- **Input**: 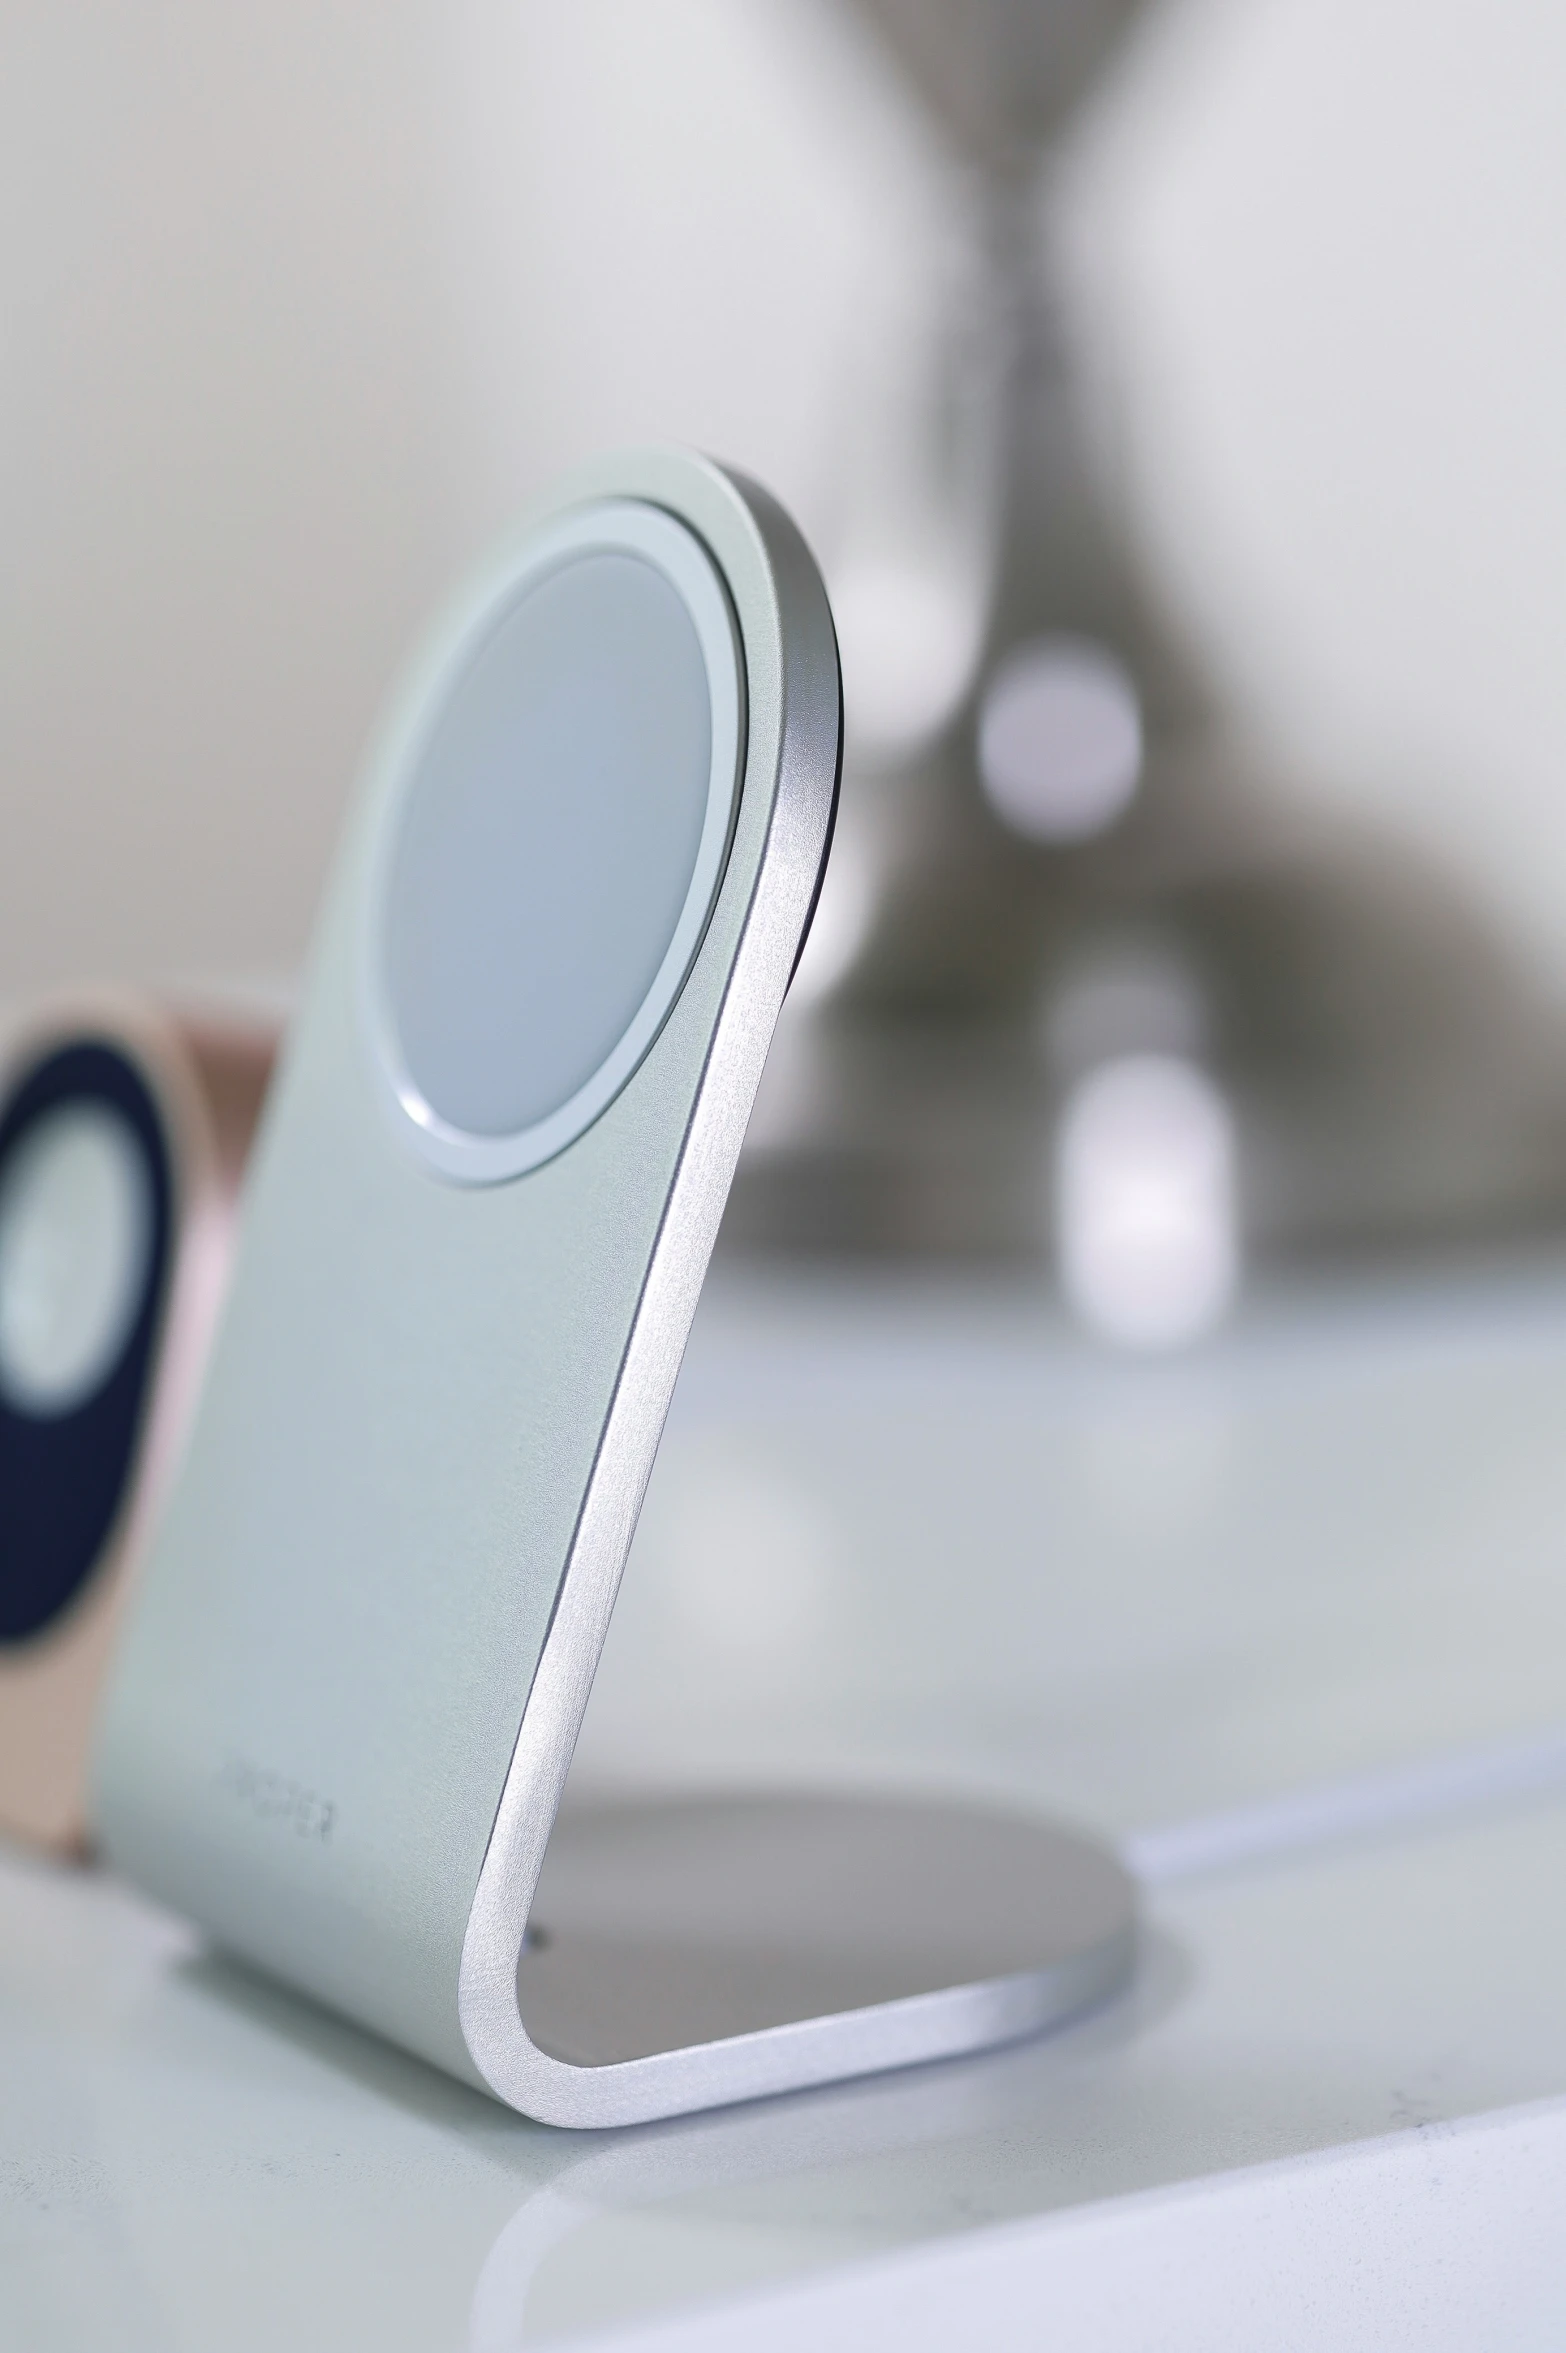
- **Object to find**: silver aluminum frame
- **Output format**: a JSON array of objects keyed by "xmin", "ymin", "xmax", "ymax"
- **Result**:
[{"xmin": 456, "ymin": 452, "xmax": 1134, "ymax": 2129}]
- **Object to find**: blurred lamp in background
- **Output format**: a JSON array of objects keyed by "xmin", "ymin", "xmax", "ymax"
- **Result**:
[
  {"xmin": 732, "ymin": 0, "xmax": 1566, "ymax": 1344},
  {"xmin": 1056, "ymin": 1054, "xmax": 1237, "ymax": 1347},
  {"xmin": 978, "ymin": 635, "xmax": 1143, "ymax": 843}
]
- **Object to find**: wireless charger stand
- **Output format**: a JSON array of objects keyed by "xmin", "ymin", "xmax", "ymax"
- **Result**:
[
  {"xmin": 434, "ymin": 465, "xmax": 1138, "ymax": 2129},
  {"xmin": 97, "ymin": 448, "xmax": 1136, "ymax": 2134}
]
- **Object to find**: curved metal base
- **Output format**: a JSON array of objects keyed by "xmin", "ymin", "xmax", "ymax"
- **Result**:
[{"xmin": 508, "ymin": 1793, "xmax": 1135, "ymax": 2127}]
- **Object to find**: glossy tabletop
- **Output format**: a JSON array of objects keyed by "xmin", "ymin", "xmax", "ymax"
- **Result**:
[{"xmin": 6, "ymin": 1254, "xmax": 1566, "ymax": 2347}]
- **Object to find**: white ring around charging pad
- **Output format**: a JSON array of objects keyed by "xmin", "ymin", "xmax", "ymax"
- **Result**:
[{"xmin": 369, "ymin": 500, "xmax": 743, "ymax": 1185}]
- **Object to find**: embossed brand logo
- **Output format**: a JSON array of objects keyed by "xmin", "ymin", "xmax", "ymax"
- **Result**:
[{"xmin": 219, "ymin": 1755, "xmax": 336, "ymax": 1843}]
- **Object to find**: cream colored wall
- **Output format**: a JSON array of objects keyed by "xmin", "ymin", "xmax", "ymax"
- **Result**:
[
  {"xmin": 2, "ymin": 0, "xmax": 1563, "ymax": 1005},
  {"xmin": 0, "ymin": 6, "xmax": 449, "ymax": 998},
  {"xmin": 0, "ymin": 0, "xmax": 933, "ymax": 1004}
]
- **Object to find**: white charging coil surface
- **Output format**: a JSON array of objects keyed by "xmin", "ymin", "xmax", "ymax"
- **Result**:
[{"xmin": 369, "ymin": 500, "xmax": 743, "ymax": 1185}]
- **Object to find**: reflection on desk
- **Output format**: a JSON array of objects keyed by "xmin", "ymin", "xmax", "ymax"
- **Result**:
[{"xmin": 6, "ymin": 1257, "xmax": 1566, "ymax": 2347}]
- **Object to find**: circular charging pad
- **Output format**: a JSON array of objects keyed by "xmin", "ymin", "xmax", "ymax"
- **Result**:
[
  {"xmin": 373, "ymin": 500, "xmax": 743, "ymax": 1183},
  {"xmin": 0, "ymin": 1042, "xmax": 173, "ymax": 1643}
]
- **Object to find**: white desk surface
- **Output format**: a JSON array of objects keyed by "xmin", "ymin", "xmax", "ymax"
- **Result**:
[{"xmin": 6, "ymin": 1256, "xmax": 1566, "ymax": 2348}]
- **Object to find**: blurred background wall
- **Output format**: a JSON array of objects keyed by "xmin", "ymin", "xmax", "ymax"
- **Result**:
[
  {"xmin": 0, "ymin": 0, "xmax": 924, "ymax": 995},
  {"xmin": 2, "ymin": 0, "xmax": 1562, "ymax": 999},
  {"xmin": 2, "ymin": 0, "xmax": 1564, "ymax": 1315}
]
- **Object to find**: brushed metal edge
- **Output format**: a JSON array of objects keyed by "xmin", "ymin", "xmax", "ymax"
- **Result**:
[
  {"xmin": 455, "ymin": 455, "xmax": 1140, "ymax": 2129},
  {"xmin": 497, "ymin": 1928, "xmax": 1136, "ymax": 2134},
  {"xmin": 456, "ymin": 447, "xmax": 848, "ymax": 2122}
]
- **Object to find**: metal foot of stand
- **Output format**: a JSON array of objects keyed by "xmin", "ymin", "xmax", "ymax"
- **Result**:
[{"xmin": 513, "ymin": 1793, "xmax": 1136, "ymax": 2122}]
